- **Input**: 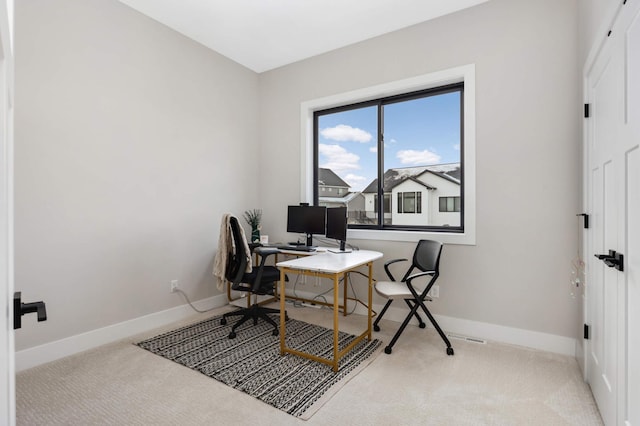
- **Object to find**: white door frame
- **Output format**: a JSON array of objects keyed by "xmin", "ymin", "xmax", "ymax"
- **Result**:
[{"xmin": 0, "ymin": 0, "xmax": 14, "ymax": 424}]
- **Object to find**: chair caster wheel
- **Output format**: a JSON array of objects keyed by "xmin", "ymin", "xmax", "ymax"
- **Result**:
[
  {"xmin": 419, "ymin": 323, "xmax": 426, "ymax": 329},
  {"xmin": 374, "ymin": 325, "xmax": 380, "ymax": 332},
  {"xmin": 384, "ymin": 346, "xmax": 392, "ymax": 354},
  {"xmin": 272, "ymin": 329, "xmax": 278, "ymax": 336},
  {"xmin": 228, "ymin": 332, "xmax": 236, "ymax": 339},
  {"xmin": 446, "ymin": 347, "xmax": 454, "ymax": 356},
  {"xmin": 220, "ymin": 318, "xmax": 227, "ymax": 325}
]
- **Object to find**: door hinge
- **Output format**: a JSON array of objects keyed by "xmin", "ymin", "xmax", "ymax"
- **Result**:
[
  {"xmin": 584, "ymin": 324, "xmax": 590, "ymax": 340},
  {"xmin": 584, "ymin": 103, "xmax": 590, "ymax": 118},
  {"xmin": 577, "ymin": 213, "xmax": 589, "ymax": 229}
]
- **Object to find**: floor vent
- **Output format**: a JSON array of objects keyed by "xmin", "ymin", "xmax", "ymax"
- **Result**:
[{"xmin": 446, "ymin": 333, "xmax": 487, "ymax": 344}]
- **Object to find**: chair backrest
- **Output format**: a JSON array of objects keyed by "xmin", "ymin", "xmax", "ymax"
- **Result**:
[
  {"xmin": 225, "ymin": 216, "xmax": 248, "ymax": 285},
  {"xmin": 401, "ymin": 239, "xmax": 443, "ymax": 281}
]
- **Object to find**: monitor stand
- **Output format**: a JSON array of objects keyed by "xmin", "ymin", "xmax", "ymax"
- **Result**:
[{"xmin": 329, "ymin": 240, "xmax": 352, "ymax": 253}]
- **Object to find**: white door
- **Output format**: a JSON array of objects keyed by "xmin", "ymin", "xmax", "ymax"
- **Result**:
[
  {"xmin": 0, "ymin": 1, "xmax": 14, "ymax": 424},
  {"xmin": 585, "ymin": 1, "xmax": 640, "ymax": 425}
]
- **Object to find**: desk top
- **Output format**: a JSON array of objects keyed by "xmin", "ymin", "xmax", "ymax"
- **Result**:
[{"xmin": 276, "ymin": 250, "xmax": 382, "ymax": 274}]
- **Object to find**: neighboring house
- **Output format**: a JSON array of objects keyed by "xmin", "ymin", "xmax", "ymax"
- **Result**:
[
  {"xmin": 317, "ymin": 168, "xmax": 365, "ymax": 222},
  {"xmin": 360, "ymin": 163, "xmax": 461, "ymax": 226}
]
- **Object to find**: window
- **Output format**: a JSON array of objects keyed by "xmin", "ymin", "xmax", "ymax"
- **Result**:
[
  {"xmin": 301, "ymin": 65, "xmax": 476, "ymax": 245},
  {"xmin": 439, "ymin": 196, "xmax": 461, "ymax": 212},
  {"xmin": 398, "ymin": 192, "xmax": 422, "ymax": 214},
  {"xmin": 314, "ymin": 83, "xmax": 463, "ymax": 232},
  {"xmin": 374, "ymin": 193, "xmax": 391, "ymax": 214}
]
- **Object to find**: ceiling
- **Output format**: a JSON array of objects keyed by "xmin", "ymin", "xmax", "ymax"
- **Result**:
[{"xmin": 118, "ymin": 0, "xmax": 489, "ymax": 73}]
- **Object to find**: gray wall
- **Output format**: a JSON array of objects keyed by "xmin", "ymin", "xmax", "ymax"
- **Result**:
[
  {"xmin": 578, "ymin": 0, "xmax": 616, "ymax": 67},
  {"xmin": 258, "ymin": 0, "xmax": 581, "ymax": 338},
  {"xmin": 14, "ymin": 0, "xmax": 259, "ymax": 350},
  {"xmin": 15, "ymin": 0, "xmax": 584, "ymax": 351}
]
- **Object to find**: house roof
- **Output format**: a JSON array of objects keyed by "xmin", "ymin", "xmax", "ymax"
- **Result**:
[
  {"xmin": 319, "ymin": 192, "xmax": 362, "ymax": 204},
  {"xmin": 362, "ymin": 163, "xmax": 460, "ymax": 193},
  {"xmin": 319, "ymin": 168, "xmax": 351, "ymax": 188}
]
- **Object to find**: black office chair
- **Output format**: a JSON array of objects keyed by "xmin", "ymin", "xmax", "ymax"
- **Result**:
[
  {"xmin": 373, "ymin": 239, "xmax": 453, "ymax": 355},
  {"xmin": 220, "ymin": 216, "xmax": 286, "ymax": 339}
]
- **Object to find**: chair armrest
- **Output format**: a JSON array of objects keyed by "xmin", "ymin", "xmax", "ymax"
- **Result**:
[
  {"xmin": 405, "ymin": 270, "xmax": 436, "ymax": 284},
  {"xmin": 383, "ymin": 258, "xmax": 407, "ymax": 281},
  {"xmin": 251, "ymin": 247, "xmax": 280, "ymax": 292},
  {"xmin": 405, "ymin": 270, "xmax": 438, "ymax": 298},
  {"xmin": 254, "ymin": 247, "xmax": 279, "ymax": 257}
]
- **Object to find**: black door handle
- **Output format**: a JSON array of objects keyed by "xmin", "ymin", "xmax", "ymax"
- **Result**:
[
  {"xmin": 13, "ymin": 292, "xmax": 48, "ymax": 330},
  {"xmin": 594, "ymin": 250, "xmax": 624, "ymax": 272}
]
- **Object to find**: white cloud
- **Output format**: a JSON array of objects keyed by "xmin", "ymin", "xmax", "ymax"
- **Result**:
[
  {"xmin": 344, "ymin": 173, "xmax": 369, "ymax": 191},
  {"xmin": 369, "ymin": 146, "xmax": 377, "ymax": 153},
  {"xmin": 320, "ymin": 124, "xmax": 372, "ymax": 143},
  {"xmin": 319, "ymin": 144, "xmax": 360, "ymax": 173},
  {"xmin": 453, "ymin": 143, "xmax": 460, "ymax": 151},
  {"xmin": 397, "ymin": 149, "xmax": 441, "ymax": 165}
]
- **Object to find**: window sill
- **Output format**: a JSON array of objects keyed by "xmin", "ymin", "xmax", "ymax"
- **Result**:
[{"xmin": 348, "ymin": 228, "xmax": 476, "ymax": 245}]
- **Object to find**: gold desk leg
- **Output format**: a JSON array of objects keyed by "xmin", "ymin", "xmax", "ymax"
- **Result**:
[
  {"xmin": 343, "ymin": 272, "xmax": 348, "ymax": 316},
  {"xmin": 279, "ymin": 267, "xmax": 287, "ymax": 354},
  {"xmin": 333, "ymin": 273, "xmax": 340, "ymax": 372}
]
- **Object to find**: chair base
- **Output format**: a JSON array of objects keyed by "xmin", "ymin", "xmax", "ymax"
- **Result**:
[
  {"xmin": 221, "ymin": 304, "xmax": 288, "ymax": 339},
  {"xmin": 374, "ymin": 299, "xmax": 454, "ymax": 356}
]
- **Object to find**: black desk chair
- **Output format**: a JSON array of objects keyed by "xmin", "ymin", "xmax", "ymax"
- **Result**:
[
  {"xmin": 220, "ymin": 216, "xmax": 285, "ymax": 339},
  {"xmin": 373, "ymin": 239, "xmax": 453, "ymax": 355}
]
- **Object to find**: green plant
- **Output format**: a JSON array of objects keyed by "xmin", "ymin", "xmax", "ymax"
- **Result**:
[{"xmin": 243, "ymin": 209, "xmax": 262, "ymax": 229}]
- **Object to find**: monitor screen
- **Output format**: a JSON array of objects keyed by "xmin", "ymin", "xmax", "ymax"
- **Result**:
[
  {"xmin": 287, "ymin": 205, "xmax": 326, "ymax": 244},
  {"xmin": 326, "ymin": 207, "xmax": 350, "ymax": 252}
]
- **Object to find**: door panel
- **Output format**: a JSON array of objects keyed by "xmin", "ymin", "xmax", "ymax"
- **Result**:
[
  {"xmin": 626, "ymin": 147, "xmax": 639, "ymax": 425},
  {"xmin": 585, "ymin": 2, "xmax": 640, "ymax": 424},
  {"xmin": 622, "ymin": 6, "xmax": 640, "ymax": 426},
  {"xmin": 587, "ymin": 38, "xmax": 620, "ymax": 425},
  {"xmin": 0, "ymin": 2, "xmax": 13, "ymax": 423},
  {"xmin": 622, "ymin": 4, "xmax": 640, "ymax": 425}
]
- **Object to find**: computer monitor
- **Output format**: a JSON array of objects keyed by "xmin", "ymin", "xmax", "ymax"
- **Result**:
[
  {"xmin": 326, "ymin": 207, "xmax": 351, "ymax": 253},
  {"xmin": 286, "ymin": 205, "xmax": 326, "ymax": 246}
]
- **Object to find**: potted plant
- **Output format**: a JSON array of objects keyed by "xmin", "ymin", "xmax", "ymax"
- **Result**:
[{"xmin": 243, "ymin": 209, "xmax": 262, "ymax": 243}]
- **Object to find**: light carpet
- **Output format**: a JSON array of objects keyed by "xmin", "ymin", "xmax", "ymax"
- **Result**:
[
  {"xmin": 16, "ymin": 304, "xmax": 603, "ymax": 425},
  {"xmin": 136, "ymin": 313, "xmax": 382, "ymax": 419}
]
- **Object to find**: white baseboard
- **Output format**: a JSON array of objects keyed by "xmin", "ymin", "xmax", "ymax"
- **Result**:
[
  {"xmin": 290, "ymin": 289, "xmax": 578, "ymax": 357},
  {"xmin": 16, "ymin": 291, "xmax": 578, "ymax": 372},
  {"xmin": 15, "ymin": 294, "xmax": 228, "ymax": 372}
]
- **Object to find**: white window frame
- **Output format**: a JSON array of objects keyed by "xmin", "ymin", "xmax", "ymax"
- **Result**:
[{"xmin": 300, "ymin": 64, "xmax": 476, "ymax": 245}]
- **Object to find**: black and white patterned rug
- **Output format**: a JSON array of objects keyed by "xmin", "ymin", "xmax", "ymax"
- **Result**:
[{"xmin": 136, "ymin": 313, "xmax": 382, "ymax": 419}]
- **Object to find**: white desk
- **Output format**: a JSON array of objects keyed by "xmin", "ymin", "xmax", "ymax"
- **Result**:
[
  {"xmin": 274, "ymin": 247, "xmax": 354, "ymax": 315},
  {"xmin": 277, "ymin": 250, "xmax": 383, "ymax": 371}
]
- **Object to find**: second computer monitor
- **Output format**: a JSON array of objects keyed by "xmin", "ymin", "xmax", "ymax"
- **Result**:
[
  {"xmin": 326, "ymin": 207, "xmax": 350, "ymax": 253},
  {"xmin": 286, "ymin": 205, "xmax": 326, "ymax": 246}
]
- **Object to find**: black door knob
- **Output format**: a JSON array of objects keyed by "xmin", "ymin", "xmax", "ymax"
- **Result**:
[
  {"xmin": 13, "ymin": 292, "xmax": 48, "ymax": 330},
  {"xmin": 594, "ymin": 250, "xmax": 624, "ymax": 272}
]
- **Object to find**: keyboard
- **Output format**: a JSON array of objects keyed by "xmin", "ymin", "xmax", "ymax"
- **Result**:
[{"xmin": 276, "ymin": 244, "xmax": 316, "ymax": 252}]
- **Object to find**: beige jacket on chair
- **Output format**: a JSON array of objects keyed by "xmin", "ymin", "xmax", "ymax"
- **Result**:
[{"xmin": 212, "ymin": 213, "xmax": 253, "ymax": 291}]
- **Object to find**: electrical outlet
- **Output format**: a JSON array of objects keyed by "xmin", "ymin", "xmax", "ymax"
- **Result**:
[
  {"xmin": 170, "ymin": 279, "xmax": 178, "ymax": 292},
  {"xmin": 428, "ymin": 285, "xmax": 439, "ymax": 298}
]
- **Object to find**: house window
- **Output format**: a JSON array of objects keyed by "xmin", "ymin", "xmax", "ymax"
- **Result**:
[
  {"xmin": 313, "ymin": 82, "xmax": 463, "ymax": 232},
  {"xmin": 374, "ymin": 193, "xmax": 391, "ymax": 214},
  {"xmin": 302, "ymin": 65, "xmax": 476, "ymax": 244},
  {"xmin": 439, "ymin": 196, "xmax": 460, "ymax": 212},
  {"xmin": 398, "ymin": 192, "xmax": 422, "ymax": 214}
]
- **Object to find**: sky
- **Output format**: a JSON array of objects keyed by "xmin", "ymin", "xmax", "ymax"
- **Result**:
[{"xmin": 317, "ymin": 91, "xmax": 461, "ymax": 192}]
